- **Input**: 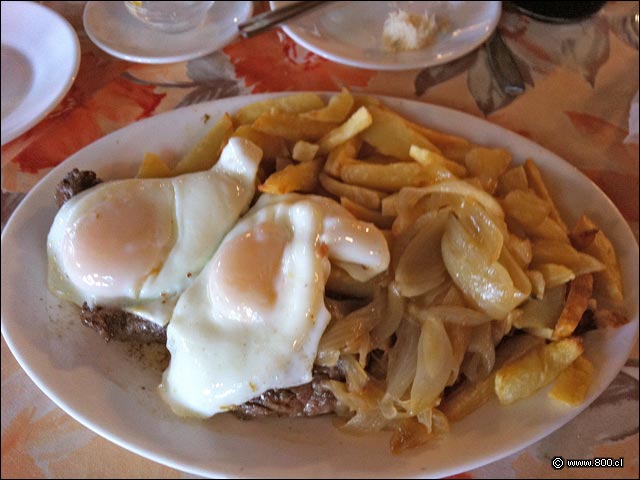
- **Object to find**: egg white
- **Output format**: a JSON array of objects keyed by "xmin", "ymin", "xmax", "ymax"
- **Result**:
[
  {"xmin": 47, "ymin": 137, "xmax": 263, "ymax": 326},
  {"xmin": 161, "ymin": 194, "xmax": 390, "ymax": 417}
]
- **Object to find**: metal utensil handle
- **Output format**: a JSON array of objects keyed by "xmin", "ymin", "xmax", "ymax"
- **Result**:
[{"xmin": 238, "ymin": 1, "xmax": 326, "ymax": 38}]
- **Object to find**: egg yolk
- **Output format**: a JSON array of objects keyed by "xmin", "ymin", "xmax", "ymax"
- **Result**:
[
  {"xmin": 209, "ymin": 222, "xmax": 289, "ymax": 319},
  {"xmin": 63, "ymin": 191, "xmax": 173, "ymax": 296}
]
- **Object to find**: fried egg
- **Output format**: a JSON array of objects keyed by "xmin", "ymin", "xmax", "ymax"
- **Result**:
[
  {"xmin": 160, "ymin": 194, "xmax": 390, "ymax": 418},
  {"xmin": 47, "ymin": 137, "xmax": 263, "ymax": 326}
]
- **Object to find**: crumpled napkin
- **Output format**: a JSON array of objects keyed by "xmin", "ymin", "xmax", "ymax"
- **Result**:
[{"xmin": 624, "ymin": 90, "xmax": 638, "ymax": 144}]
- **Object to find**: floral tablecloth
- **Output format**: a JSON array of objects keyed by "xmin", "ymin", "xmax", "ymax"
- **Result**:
[{"xmin": 2, "ymin": 1, "xmax": 638, "ymax": 478}]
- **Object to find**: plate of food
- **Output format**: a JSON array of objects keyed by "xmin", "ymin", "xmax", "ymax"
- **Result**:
[
  {"xmin": 269, "ymin": 1, "xmax": 501, "ymax": 70},
  {"xmin": 1, "ymin": 90, "xmax": 637, "ymax": 478},
  {"xmin": 1, "ymin": 1, "xmax": 80, "ymax": 145}
]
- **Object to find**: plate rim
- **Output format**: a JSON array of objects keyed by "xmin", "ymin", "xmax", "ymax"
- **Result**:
[
  {"xmin": 1, "ymin": 92, "xmax": 638, "ymax": 478},
  {"xmin": 0, "ymin": 0, "xmax": 80, "ymax": 145},
  {"xmin": 82, "ymin": 0, "xmax": 253, "ymax": 64},
  {"xmin": 270, "ymin": 0, "xmax": 502, "ymax": 71}
]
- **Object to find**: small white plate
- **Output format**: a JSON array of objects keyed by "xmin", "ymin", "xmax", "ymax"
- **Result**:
[
  {"xmin": 83, "ymin": 1, "xmax": 253, "ymax": 64},
  {"xmin": 1, "ymin": 1, "xmax": 80, "ymax": 145},
  {"xmin": 270, "ymin": 1, "xmax": 501, "ymax": 71},
  {"xmin": 1, "ymin": 93, "xmax": 638, "ymax": 478}
]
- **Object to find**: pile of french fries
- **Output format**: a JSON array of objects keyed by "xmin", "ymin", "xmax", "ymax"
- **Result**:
[{"xmin": 136, "ymin": 89, "xmax": 629, "ymax": 453}]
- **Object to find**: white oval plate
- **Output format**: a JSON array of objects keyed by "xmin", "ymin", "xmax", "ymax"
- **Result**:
[
  {"xmin": 270, "ymin": 1, "xmax": 501, "ymax": 71},
  {"xmin": 1, "ymin": 93, "xmax": 638, "ymax": 478},
  {"xmin": 83, "ymin": 1, "xmax": 253, "ymax": 64},
  {"xmin": 1, "ymin": 1, "xmax": 80, "ymax": 145}
]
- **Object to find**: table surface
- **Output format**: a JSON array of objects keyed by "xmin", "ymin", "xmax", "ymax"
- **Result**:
[{"xmin": 1, "ymin": 1, "xmax": 638, "ymax": 478}]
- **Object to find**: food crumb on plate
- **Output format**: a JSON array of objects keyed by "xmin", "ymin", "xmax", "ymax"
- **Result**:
[{"xmin": 382, "ymin": 9, "xmax": 449, "ymax": 52}]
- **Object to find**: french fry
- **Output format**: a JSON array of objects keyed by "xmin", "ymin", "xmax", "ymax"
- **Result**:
[
  {"xmin": 495, "ymin": 337, "xmax": 584, "ymax": 405},
  {"xmin": 323, "ymin": 137, "xmax": 360, "ymax": 177},
  {"xmin": 409, "ymin": 145, "xmax": 460, "ymax": 182},
  {"xmin": 292, "ymin": 140, "xmax": 320, "ymax": 162},
  {"xmin": 524, "ymin": 159, "xmax": 568, "ymax": 233},
  {"xmin": 259, "ymin": 158, "xmax": 323, "ymax": 194},
  {"xmin": 537, "ymin": 263, "xmax": 575, "ymax": 288},
  {"xmin": 531, "ymin": 240, "xmax": 604, "ymax": 276},
  {"xmin": 440, "ymin": 375, "xmax": 495, "ymax": 422},
  {"xmin": 526, "ymin": 216, "xmax": 570, "ymax": 242},
  {"xmin": 593, "ymin": 309, "xmax": 630, "ymax": 329},
  {"xmin": 319, "ymin": 106, "xmax": 373, "ymax": 154},
  {"xmin": 465, "ymin": 147, "xmax": 511, "ymax": 173},
  {"xmin": 136, "ymin": 152, "xmax": 172, "ymax": 178},
  {"xmin": 549, "ymin": 355, "xmax": 593, "ymax": 406},
  {"xmin": 498, "ymin": 165, "xmax": 529, "ymax": 195},
  {"xmin": 340, "ymin": 160, "xmax": 434, "ymax": 192},
  {"xmin": 381, "ymin": 193, "xmax": 399, "ymax": 217},
  {"xmin": 360, "ymin": 154, "xmax": 400, "ymax": 165},
  {"xmin": 351, "ymin": 94, "xmax": 382, "ymax": 109},
  {"xmin": 526, "ymin": 269, "xmax": 545, "ymax": 299},
  {"xmin": 301, "ymin": 87, "xmax": 354, "ymax": 123},
  {"xmin": 505, "ymin": 233, "xmax": 532, "ymax": 268},
  {"xmin": 253, "ymin": 111, "xmax": 337, "ymax": 142},
  {"xmin": 464, "ymin": 147, "xmax": 511, "ymax": 193},
  {"xmin": 502, "ymin": 189, "xmax": 550, "ymax": 229},
  {"xmin": 232, "ymin": 124, "xmax": 288, "ymax": 159},
  {"xmin": 570, "ymin": 215, "xmax": 624, "ymax": 305},
  {"xmin": 552, "ymin": 274, "xmax": 593, "ymax": 339},
  {"xmin": 360, "ymin": 105, "xmax": 439, "ymax": 160},
  {"xmin": 569, "ymin": 224, "xmax": 598, "ymax": 250},
  {"xmin": 340, "ymin": 197, "xmax": 394, "ymax": 229},
  {"xmin": 499, "ymin": 246, "xmax": 533, "ymax": 299},
  {"xmin": 319, "ymin": 172, "xmax": 386, "ymax": 210},
  {"xmin": 233, "ymin": 92, "xmax": 325, "ymax": 125},
  {"xmin": 441, "ymin": 334, "xmax": 544, "ymax": 421},
  {"xmin": 173, "ymin": 114, "xmax": 234, "ymax": 175},
  {"xmin": 405, "ymin": 120, "xmax": 472, "ymax": 162}
]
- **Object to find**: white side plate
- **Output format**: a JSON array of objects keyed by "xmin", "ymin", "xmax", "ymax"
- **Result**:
[
  {"xmin": 1, "ymin": 1, "xmax": 80, "ymax": 145},
  {"xmin": 270, "ymin": 1, "xmax": 501, "ymax": 70},
  {"xmin": 83, "ymin": 1, "xmax": 253, "ymax": 64}
]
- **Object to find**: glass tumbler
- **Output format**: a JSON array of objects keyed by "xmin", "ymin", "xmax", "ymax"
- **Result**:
[{"xmin": 124, "ymin": 1, "xmax": 215, "ymax": 34}]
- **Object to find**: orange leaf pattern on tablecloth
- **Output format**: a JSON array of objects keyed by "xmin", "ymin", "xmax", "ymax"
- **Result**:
[
  {"xmin": 565, "ymin": 110, "xmax": 639, "ymax": 165},
  {"xmin": 1, "ymin": 408, "xmax": 45, "ymax": 478},
  {"xmin": 224, "ymin": 30, "xmax": 374, "ymax": 93},
  {"xmin": 583, "ymin": 169, "xmax": 639, "ymax": 221},
  {"xmin": 1, "ymin": 404, "xmax": 95, "ymax": 478},
  {"xmin": 1, "ymin": 78, "xmax": 165, "ymax": 191},
  {"xmin": 564, "ymin": 111, "xmax": 638, "ymax": 220}
]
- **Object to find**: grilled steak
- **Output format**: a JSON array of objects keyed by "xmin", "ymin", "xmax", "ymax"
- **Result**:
[
  {"xmin": 55, "ymin": 168, "xmax": 102, "ymax": 207},
  {"xmin": 233, "ymin": 365, "xmax": 343, "ymax": 418},
  {"xmin": 81, "ymin": 303, "xmax": 167, "ymax": 344}
]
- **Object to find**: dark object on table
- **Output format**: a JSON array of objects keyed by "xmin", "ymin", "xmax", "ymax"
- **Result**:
[{"xmin": 506, "ymin": 1, "xmax": 607, "ymax": 23}]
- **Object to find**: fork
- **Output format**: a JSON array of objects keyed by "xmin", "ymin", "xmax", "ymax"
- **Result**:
[{"xmin": 238, "ymin": 1, "xmax": 327, "ymax": 38}]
